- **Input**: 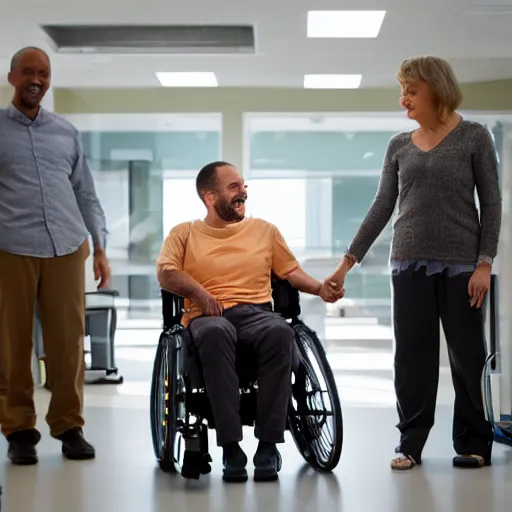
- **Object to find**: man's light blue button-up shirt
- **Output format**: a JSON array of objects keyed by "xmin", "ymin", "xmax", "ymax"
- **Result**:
[{"xmin": 0, "ymin": 103, "xmax": 107, "ymax": 258}]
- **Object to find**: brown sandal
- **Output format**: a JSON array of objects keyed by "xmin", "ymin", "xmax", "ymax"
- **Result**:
[{"xmin": 390, "ymin": 454, "xmax": 417, "ymax": 471}]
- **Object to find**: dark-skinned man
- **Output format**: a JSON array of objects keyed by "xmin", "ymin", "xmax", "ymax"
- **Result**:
[{"xmin": 0, "ymin": 46, "xmax": 110, "ymax": 464}]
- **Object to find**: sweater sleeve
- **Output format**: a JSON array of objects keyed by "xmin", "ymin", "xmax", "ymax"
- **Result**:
[
  {"xmin": 347, "ymin": 134, "xmax": 401, "ymax": 262},
  {"xmin": 472, "ymin": 125, "xmax": 502, "ymax": 261}
]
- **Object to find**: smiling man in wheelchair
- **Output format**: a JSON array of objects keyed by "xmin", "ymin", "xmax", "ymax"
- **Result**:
[{"xmin": 156, "ymin": 161, "xmax": 343, "ymax": 483}]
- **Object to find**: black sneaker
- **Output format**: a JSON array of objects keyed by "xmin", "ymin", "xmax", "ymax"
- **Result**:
[
  {"xmin": 55, "ymin": 428, "xmax": 95, "ymax": 460},
  {"xmin": 7, "ymin": 428, "xmax": 41, "ymax": 465},
  {"xmin": 222, "ymin": 442, "xmax": 248, "ymax": 483},
  {"xmin": 253, "ymin": 442, "xmax": 282, "ymax": 482}
]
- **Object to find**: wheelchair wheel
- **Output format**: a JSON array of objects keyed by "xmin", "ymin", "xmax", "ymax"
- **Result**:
[
  {"xmin": 150, "ymin": 327, "xmax": 186, "ymax": 473},
  {"xmin": 288, "ymin": 322, "xmax": 343, "ymax": 472}
]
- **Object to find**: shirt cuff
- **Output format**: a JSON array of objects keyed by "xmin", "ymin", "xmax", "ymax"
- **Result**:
[{"xmin": 91, "ymin": 231, "xmax": 107, "ymax": 251}]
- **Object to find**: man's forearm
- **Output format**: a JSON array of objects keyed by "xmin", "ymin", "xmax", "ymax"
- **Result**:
[
  {"xmin": 157, "ymin": 268, "xmax": 207, "ymax": 303},
  {"xmin": 76, "ymin": 190, "xmax": 108, "ymax": 252},
  {"xmin": 285, "ymin": 267, "xmax": 322, "ymax": 295}
]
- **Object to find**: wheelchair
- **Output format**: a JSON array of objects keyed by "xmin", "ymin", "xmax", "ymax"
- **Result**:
[{"xmin": 150, "ymin": 276, "xmax": 343, "ymax": 479}]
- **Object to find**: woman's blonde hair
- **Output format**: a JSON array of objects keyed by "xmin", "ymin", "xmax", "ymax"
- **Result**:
[{"xmin": 397, "ymin": 56, "xmax": 463, "ymax": 121}]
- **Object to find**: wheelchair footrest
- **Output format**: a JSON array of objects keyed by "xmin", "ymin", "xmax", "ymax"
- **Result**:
[
  {"xmin": 181, "ymin": 450, "xmax": 212, "ymax": 479},
  {"xmin": 180, "ymin": 423, "xmax": 212, "ymax": 479}
]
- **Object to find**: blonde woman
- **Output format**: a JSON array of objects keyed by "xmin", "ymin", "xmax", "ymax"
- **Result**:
[{"xmin": 328, "ymin": 56, "xmax": 501, "ymax": 470}]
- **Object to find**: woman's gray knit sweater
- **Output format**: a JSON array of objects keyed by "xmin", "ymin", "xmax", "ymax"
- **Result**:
[{"xmin": 348, "ymin": 120, "xmax": 502, "ymax": 264}]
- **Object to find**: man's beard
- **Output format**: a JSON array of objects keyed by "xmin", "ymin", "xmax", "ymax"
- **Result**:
[{"xmin": 214, "ymin": 195, "xmax": 246, "ymax": 222}]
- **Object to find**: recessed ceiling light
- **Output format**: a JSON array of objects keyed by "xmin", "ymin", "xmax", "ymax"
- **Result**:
[
  {"xmin": 307, "ymin": 10, "xmax": 386, "ymax": 38},
  {"xmin": 304, "ymin": 74, "xmax": 362, "ymax": 89},
  {"xmin": 155, "ymin": 72, "xmax": 218, "ymax": 87}
]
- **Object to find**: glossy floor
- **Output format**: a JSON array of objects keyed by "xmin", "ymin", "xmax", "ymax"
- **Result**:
[{"xmin": 1, "ymin": 340, "xmax": 511, "ymax": 512}]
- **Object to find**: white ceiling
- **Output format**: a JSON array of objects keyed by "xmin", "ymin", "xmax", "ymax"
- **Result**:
[{"xmin": 0, "ymin": 0, "xmax": 512, "ymax": 89}]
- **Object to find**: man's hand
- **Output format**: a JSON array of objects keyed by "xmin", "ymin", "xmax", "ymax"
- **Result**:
[
  {"xmin": 93, "ymin": 250, "xmax": 111, "ymax": 289},
  {"xmin": 319, "ymin": 280, "xmax": 344, "ymax": 303},
  {"xmin": 469, "ymin": 264, "xmax": 491, "ymax": 309},
  {"xmin": 193, "ymin": 289, "xmax": 223, "ymax": 316}
]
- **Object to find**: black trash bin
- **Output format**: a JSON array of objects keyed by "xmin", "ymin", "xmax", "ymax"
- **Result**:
[
  {"xmin": 37, "ymin": 289, "xmax": 124, "ymax": 389},
  {"xmin": 84, "ymin": 289, "xmax": 124, "ymax": 385}
]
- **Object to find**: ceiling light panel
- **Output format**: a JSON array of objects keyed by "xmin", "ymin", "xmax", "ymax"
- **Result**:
[
  {"xmin": 307, "ymin": 10, "xmax": 386, "ymax": 38},
  {"xmin": 155, "ymin": 72, "xmax": 218, "ymax": 87},
  {"xmin": 304, "ymin": 74, "xmax": 363, "ymax": 89}
]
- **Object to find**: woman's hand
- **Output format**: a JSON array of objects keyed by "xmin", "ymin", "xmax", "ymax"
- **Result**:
[
  {"xmin": 324, "ymin": 272, "xmax": 346, "ymax": 293},
  {"xmin": 325, "ymin": 254, "xmax": 356, "ymax": 291},
  {"xmin": 468, "ymin": 264, "xmax": 491, "ymax": 308}
]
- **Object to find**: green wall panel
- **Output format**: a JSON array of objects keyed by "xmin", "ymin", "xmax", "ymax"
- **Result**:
[
  {"xmin": 81, "ymin": 131, "xmax": 220, "ymax": 171},
  {"xmin": 250, "ymin": 131, "xmax": 397, "ymax": 171}
]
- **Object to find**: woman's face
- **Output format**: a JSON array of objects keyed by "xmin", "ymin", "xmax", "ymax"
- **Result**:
[{"xmin": 399, "ymin": 79, "xmax": 436, "ymax": 121}]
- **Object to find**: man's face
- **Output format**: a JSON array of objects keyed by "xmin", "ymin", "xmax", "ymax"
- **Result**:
[
  {"xmin": 8, "ymin": 49, "xmax": 51, "ymax": 110},
  {"xmin": 211, "ymin": 165, "xmax": 248, "ymax": 223}
]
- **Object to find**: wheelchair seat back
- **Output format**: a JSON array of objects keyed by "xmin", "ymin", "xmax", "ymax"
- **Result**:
[{"xmin": 271, "ymin": 275, "xmax": 301, "ymax": 321}]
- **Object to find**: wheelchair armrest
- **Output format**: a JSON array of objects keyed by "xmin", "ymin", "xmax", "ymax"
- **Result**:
[
  {"xmin": 271, "ymin": 275, "xmax": 301, "ymax": 321},
  {"xmin": 161, "ymin": 289, "xmax": 185, "ymax": 330}
]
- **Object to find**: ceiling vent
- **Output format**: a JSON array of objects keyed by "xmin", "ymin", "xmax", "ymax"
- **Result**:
[{"xmin": 41, "ymin": 25, "xmax": 255, "ymax": 54}]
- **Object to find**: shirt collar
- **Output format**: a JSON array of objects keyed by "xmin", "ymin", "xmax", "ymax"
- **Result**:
[{"xmin": 8, "ymin": 102, "xmax": 45, "ymax": 126}]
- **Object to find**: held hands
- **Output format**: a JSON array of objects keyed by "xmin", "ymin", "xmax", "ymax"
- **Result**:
[
  {"xmin": 319, "ymin": 261, "xmax": 350, "ymax": 303},
  {"xmin": 324, "ymin": 254, "xmax": 354, "ymax": 296},
  {"xmin": 319, "ymin": 279, "xmax": 345, "ymax": 303},
  {"xmin": 468, "ymin": 264, "xmax": 491, "ymax": 309}
]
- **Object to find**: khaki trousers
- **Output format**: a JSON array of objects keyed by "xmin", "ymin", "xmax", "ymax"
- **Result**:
[{"xmin": 0, "ymin": 242, "xmax": 88, "ymax": 437}]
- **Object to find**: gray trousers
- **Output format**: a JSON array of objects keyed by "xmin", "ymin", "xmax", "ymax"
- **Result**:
[{"xmin": 189, "ymin": 304, "xmax": 294, "ymax": 446}]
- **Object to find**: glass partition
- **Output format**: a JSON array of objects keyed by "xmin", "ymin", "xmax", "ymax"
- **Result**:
[
  {"xmin": 64, "ymin": 113, "xmax": 222, "ymax": 320},
  {"xmin": 244, "ymin": 113, "xmax": 417, "ymax": 321}
]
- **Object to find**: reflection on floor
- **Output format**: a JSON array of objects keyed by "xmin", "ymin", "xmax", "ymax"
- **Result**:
[{"xmin": 1, "ymin": 338, "xmax": 512, "ymax": 512}]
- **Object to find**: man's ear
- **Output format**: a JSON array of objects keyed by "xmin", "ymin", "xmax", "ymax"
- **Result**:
[
  {"xmin": 7, "ymin": 71, "xmax": 14, "ymax": 87},
  {"xmin": 204, "ymin": 190, "xmax": 216, "ymax": 207}
]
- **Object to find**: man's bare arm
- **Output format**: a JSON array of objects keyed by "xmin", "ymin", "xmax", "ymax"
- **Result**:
[
  {"xmin": 157, "ymin": 268, "xmax": 208, "ymax": 304},
  {"xmin": 285, "ymin": 267, "xmax": 322, "ymax": 295}
]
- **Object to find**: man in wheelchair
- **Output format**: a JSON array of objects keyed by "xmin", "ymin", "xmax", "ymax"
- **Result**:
[{"xmin": 156, "ymin": 161, "xmax": 342, "ymax": 482}]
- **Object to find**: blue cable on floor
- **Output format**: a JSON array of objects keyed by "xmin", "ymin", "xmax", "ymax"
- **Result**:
[{"xmin": 495, "ymin": 414, "xmax": 512, "ymax": 446}]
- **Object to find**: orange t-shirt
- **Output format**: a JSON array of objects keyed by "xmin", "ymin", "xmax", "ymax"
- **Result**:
[{"xmin": 156, "ymin": 217, "xmax": 299, "ymax": 325}]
